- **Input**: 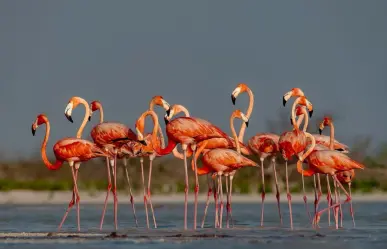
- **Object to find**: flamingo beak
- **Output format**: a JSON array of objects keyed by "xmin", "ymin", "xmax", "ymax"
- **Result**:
[
  {"xmin": 65, "ymin": 113, "xmax": 73, "ymax": 123},
  {"xmin": 290, "ymin": 117, "xmax": 293, "ymax": 125},
  {"xmin": 309, "ymin": 109, "xmax": 313, "ymax": 118},
  {"xmin": 88, "ymin": 116, "xmax": 91, "ymax": 121},
  {"xmin": 231, "ymin": 95, "xmax": 236, "ymax": 105},
  {"xmin": 283, "ymin": 96, "xmax": 287, "ymax": 106},
  {"xmin": 31, "ymin": 125, "xmax": 36, "ymax": 136},
  {"xmin": 318, "ymin": 128, "xmax": 322, "ymax": 135},
  {"xmin": 166, "ymin": 108, "xmax": 171, "ymax": 116},
  {"xmin": 245, "ymin": 120, "xmax": 249, "ymax": 127},
  {"xmin": 164, "ymin": 116, "xmax": 170, "ymax": 125}
]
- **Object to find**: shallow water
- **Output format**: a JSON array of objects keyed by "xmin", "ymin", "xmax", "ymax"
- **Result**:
[{"xmin": 0, "ymin": 201, "xmax": 386, "ymax": 248}]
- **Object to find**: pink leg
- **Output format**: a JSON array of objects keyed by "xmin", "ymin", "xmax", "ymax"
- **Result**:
[
  {"xmin": 229, "ymin": 174, "xmax": 234, "ymax": 227},
  {"xmin": 182, "ymin": 145, "xmax": 189, "ymax": 230},
  {"xmin": 285, "ymin": 161, "xmax": 293, "ymax": 230},
  {"xmin": 140, "ymin": 158, "xmax": 150, "ymax": 229},
  {"xmin": 300, "ymin": 165, "xmax": 311, "ymax": 223},
  {"xmin": 272, "ymin": 159, "xmax": 283, "ymax": 225},
  {"xmin": 326, "ymin": 175, "xmax": 332, "ymax": 227},
  {"xmin": 218, "ymin": 175, "xmax": 224, "ymax": 228},
  {"xmin": 333, "ymin": 179, "xmax": 339, "ymax": 229},
  {"xmin": 260, "ymin": 159, "xmax": 266, "ymax": 227},
  {"xmin": 348, "ymin": 183, "xmax": 355, "ymax": 227},
  {"xmin": 123, "ymin": 158, "xmax": 138, "ymax": 227},
  {"xmin": 73, "ymin": 165, "xmax": 81, "ymax": 232},
  {"xmin": 113, "ymin": 153, "xmax": 118, "ymax": 231},
  {"xmin": 192, "ymin": 145, "xmax": 199, "ymax": 230},
  {"xmin": 225, "ymin": 176, "xmax": 230, "ymax": 228},
  {"xmin": 100, "ymin": 157, "xmax": 112, "ymax": 230},
  {"xmin": 214, "ymin": 175, "xmax": 219, "ymax": 228},
  {"xmin": 201, "ymin": 174, "xmax": 213, "ymax": 228},
  {"xmin": 316, "ymin": 174, "xmax": 322, "ymax": 211},
  {"xmin": 338, "ymin": 190, "xmax": 343, "ymax": 228},
  {"xmin": 315, "ymin": 175, "xmax": 351, "ymax": 222},
  {"xmin": 57, "ymin": 168, "xmax": 77, "ymax": 231},
  {"xmin": 147, "ymin": 157, "xmax": 157, "ymax": 228}
]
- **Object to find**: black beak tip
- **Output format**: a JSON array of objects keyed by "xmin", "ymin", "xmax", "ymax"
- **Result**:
[
  {"xmin": 65, "ymin": 114, "xmax": 73, "ymax": 123},
  {"xmin": 231, "ymin": 95, "xmax": 236, "ymax": 105},
  {"xmin": 245, "ymin": 121, "xmax": 249, "ymax": 127},
  {"xmin": 31, "ymin": 126, "xmax": 36, "ymax": 136},
  {"xmin": 166, "ymin": 108, "xmax": 171, "ymax": 116},
  {"xmin": 283, "ymin": 97, "xmax": 287, "ymax": 107},
  {"xmin": 318, "ymin": 128, "xmax": 322, "ymax": 135},
  {"xmin": 88, "ymin": 116, "xmax": 91, "ymax": 121},
  {"xmin": 164, "ymin": 116, "xmax": 169, "ymax": 125},
  {"xmin": 139, "ymin": 140, "xmax": 147, "ymax": 146},
  {"xmin": 290, "ymin": 117, "xmax": 293, "ymax": 125},
  {"xmin": 309, "ymin": 110, "xmax": 313, "ymax": 118}
]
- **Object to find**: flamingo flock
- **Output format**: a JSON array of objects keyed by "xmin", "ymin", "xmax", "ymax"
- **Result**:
[{"xmin": 31, "ymin": 84, "xmax": 364, "ymax": 232}]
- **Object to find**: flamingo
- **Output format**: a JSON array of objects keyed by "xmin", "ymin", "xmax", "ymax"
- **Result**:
[
  {"xmin": 31, "ymin": 114, "xmax": 109, "ymax": 231},
  {"xmin": 278, "ymin": 95, "xmax": 313, "ymax": 230},
  {"xmin": 165, "ymin": 104, "xmax": 251, "ymax": 228},
  {"xmin": 89, "ymin": 96, "xmax": 170, "ymax": 229},
  {"xmin": 130, "ymin": 107, "xmax": 233, "ymax": 230},
  {"xmin": 65, "ymin": 99, "xmax": 146, "ymax": 231},
  {"xmin": 319, "ymin": 116, "xmax": 355, "ymax": 227},
  {"xmin": 296, "ymin": 132, "xmax": 364, "ymax": 228},
  {"xmin": 194, "ymin": 109, "xmax": 258, "ymax": 228}
]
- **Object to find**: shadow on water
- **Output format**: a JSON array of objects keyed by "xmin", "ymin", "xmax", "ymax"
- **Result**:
[{"xmin": 0, "ymin": 202, "xmax": 387, "ymax": 248}]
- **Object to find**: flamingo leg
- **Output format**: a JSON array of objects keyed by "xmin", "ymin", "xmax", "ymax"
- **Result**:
[
  {"xmin": 100, "ymin": 157, "xmax": 112, "ymax": 230},
  {"xmin": 333, "ymin": 178, "xmax": 339, "ymax": 229},
  {"xmin": 285, "ymin": 160, "xmax": 293, "ymax": 230},
  {"xmin": 225, "ymin": 175, "xmax": 230, "ymax": 228},
  {"xmin": 338, "ymin": 189, "xmax": 343, "ymax": 228},
  {"xmin": 348, "ymin": 182, "xmax": 355, "ymax": 227},
  {"xmin": 315, "ymin": 175, "xmax": 351, "ymax": 223},
  {"xmin": 301, "ymin": 169, "xmax": 312, "ymax": 223},
  {"xmin": 312, "ymin": 175, "xmax": 318, "ymax": 227},
  {"xmin": 229, "ymin": 174, "xmax": 234, "ymax": 227},
  {"xmin": 113, "ymin": 152, "xmax": 118, "ymax": 231},
  {"xmin": 73, "ymin": 164, "xmax": 81, "ymax": 232},
  {"xmin": 123, "ymin": 158, "xmax": 138, "ymax": 227},
  {"xmin": 192, "ymin": 144, "xmax": 199, "ymax": 230},
  {"xmin": 272, "ymin": 158, "xmax": 282, "ymax": 225},
  {"xmin": 182, "ymin": 144, "xmax": 189, "ymax": 230},
  {"xmin": 58, "ymin": 166, "xmax": 77, "ymax": 231},
  {"xmin": 218, "ymin": 174, "xmax": 224, "ymax": 228},
  {"xmin": 201, "ymin": 174, "xmax": 213, "ymax": 228},
  {"xmin": 326, "ymin": 175, "xmax": 332, "ymax": 227},
  {"xmin": 214, "ymin": 174, "xmax": 219, "ymax": 228},
  {"xmin": 316, "ymin": 173, "xmax": 322, "ymax": 211},
  {"xmin": 260, "ymin": 159, "xmax": 266, "ymax": 227},
  {"xmin": 140, "ymin": 157, "xmax": 150, "ymax": 229},
  {"xmin": 147, "ymin": 156, "xmax": 157, "ymax": 228}
]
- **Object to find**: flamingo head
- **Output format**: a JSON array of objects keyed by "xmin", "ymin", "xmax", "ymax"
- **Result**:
[
  {"xmin": 318, "ymin": 116, "xmax": 332, "ymax": 135},
  {"xmin": 297, "ymin": 96, "xmax": 313, "ymax": 118},
  {"xmin": 163, "ymin": 104, "xmax": 190, "ymax": 125},
  {"xmin": 64, "ymin": 96, "xmax": 87, "ymax": 123},
  {"xmin": 151, "ymin": 95, "xmax": 171, "ymax": 114},
  {"xmin": 89, "ymin": 100, "xmax": 102, "ymax": 121},
  {"xmin": 231, "ymin": 83, "xmax": 249, "ymax": 105},
  {"xmin": 232, "ymin": 109, "xmax": 249, "ymax": 127},
  {"xmin": 31, "ymin": 114, "xmax": 48, "ymax": 136},
  {"xmin": 336, "ymin": 170, "xmax": 355, "ymax": 183},
  {"xmin": 283, "ymin": 88, "xmax": 305, "ymax": 106}
]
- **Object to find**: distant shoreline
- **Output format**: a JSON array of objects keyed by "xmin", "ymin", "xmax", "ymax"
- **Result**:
[{"xmin": 0, "ymin": 190, "xmax": 385, "ymax": 204}]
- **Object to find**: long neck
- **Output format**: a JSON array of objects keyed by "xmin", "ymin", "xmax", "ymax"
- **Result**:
[
  {"xmin": 230, "ymin": 115, "xmax": 241, "ymax": 154},
  {"xmin": 295, "ymin": 114, "xmax": 304, "ymax": 130},
  {"xmin": 149, "ymin": 99, "xmax": 165, "ymax": 149},
  {"xmin": 170, "ymin": 105, "xmax": 191, "ymax": 158},
  {"xmin": 238, "ymin": 88, "xmax": 254, "ymax": 142},
  {"xmin": 98, "ymin": 106, "xmax": 104, "ymax": 123},
  {"xmin": 41, "ymin": 121, "xmax": 63, "ymax": 170},
  {"xmin": 76, "ymin": 98, "xmax": 91, "ymax": 138},
  {"xmin": 147, "ymin": 112, "xmax": 177, "ymax": 156},
  {"xmin": 191, "ymin": 140, "xmax": 211, "ymax": 175},
  {"xmin": 175, "ymin": 105, "xmax": 190, "ymax": 117},
  {"xmin": 329, "ymin": 122, "xmax": 335, "ymax": 150},
  {"xmin": 301, "ymin": 109, "xmax": 309, "ymax": 132},
  {"xmin": 296, "ymin": 131, "xmax": 316, "ymax": 176},
  {"xmin": 291, "ymin": 98, "xmax": 301, "ymax": 131}
]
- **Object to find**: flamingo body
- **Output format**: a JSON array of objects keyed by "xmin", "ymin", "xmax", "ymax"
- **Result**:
[
  {"xmin": 91, "ymin": 122, "xmax": 137, "ymax": 149},
  {"xmin": 54, "ymin": 138, "xmax": 108, "ymax": 162},
  {"xmin": 279, "ymin": 130, "xmax": 308, "ymax": 160},
  {"xmin": 248, "ymin": 133, "xmax": 279, "ymax": 159}
]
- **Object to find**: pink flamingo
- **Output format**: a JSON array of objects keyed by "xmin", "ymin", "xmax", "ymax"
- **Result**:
[
  {"xmin": 278, "ymin": 95, "xmax": 313, "ymax": 230},
  {"xmin": 32, "ymin": 113, "xmax": 109, "ymax": 231}
]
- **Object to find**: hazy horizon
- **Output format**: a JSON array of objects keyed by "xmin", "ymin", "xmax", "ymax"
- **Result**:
[{"xmin": 1, "ymin": 0, "xmax": 386, "ymax": 159}]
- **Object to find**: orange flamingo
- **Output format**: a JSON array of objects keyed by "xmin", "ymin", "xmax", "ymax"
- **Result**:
[
  {"xmin": 319, "ymin": 116, "xmax": 355, "ymax": 227},
  {"xmin": 89, "ymin": 96, "xmax": 170, "ymax": 229},
  {"xmin": 296, "ymin": 132, "xmax": 364, "ymax": 228},
  {"xmin": 278, "ymin": 95, "xmax": 313, "ymax": 230},
  {"xmin": 165, "ymin": 103, "xmax": 251, "ymax": 228},
  {"xmin": 65, "ymin": 99, "xmax": 146, "ymax": 231},
  {"xmin": 196, "ymin": 110, "xmax": 258, "ymax": 228},
  {"xmin": 130, "ymin": 107, "xmax": 233, "ymax": 230},
  {"xmin": 31, "ymin": 114, "xmax": 109, "ymax": 231}
]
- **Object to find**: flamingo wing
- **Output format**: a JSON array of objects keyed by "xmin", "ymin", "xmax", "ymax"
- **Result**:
[
  {"xmin": 54, "ymin": 138, "xmax": 107, "ymax": 161},
  {"xmin": 307, "ymin": 150, "xmax": 364, "ymax": 174},
  {"xmin": 203, "ymin": 148, "xmax": 257, "ymax": 169},
  {"xmin": 91, "ymin": 122, "xmax": 137, "ymax": 147},
  {"xmin": 312, "ymin": 134, "xmax": 349, "ymax": 152}
]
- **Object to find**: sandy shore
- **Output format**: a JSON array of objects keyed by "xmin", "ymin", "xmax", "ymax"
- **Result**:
[{"xmin": 0, "ymin": 190, "xmax": 386, "ymax": 204}]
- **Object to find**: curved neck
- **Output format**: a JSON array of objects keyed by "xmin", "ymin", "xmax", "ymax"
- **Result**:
[
  {"xmin": 238, "ymin": 88, "xmax": 254, "ymax": 142},
  {"xmin": 76, "ymin": 98, "xmax": 91, "ymax": 138},
  {"xmin": 172, "ymin": 146, "xmax": 193, "ymax": 159},
  {"xmin": 191, "ymin": 140, "xmax": 211, "ymax": 174},
  {"xmin": 230, "ymin": 115, "xmax": 241, "ymax": 154},
  {"xmin": 98, "ymin": 105, "xmax": 104, "ymax": 123},
  {"xmin": 299, "ymin": 109, "xmax": 309, "ymax": 132},
  {"xmin": 174, "ymin": 105, "xmax": 190, "ymax": 117},
  {"xmin": 300, "ymin": 132, "xmax": 316, "ymax": 162},
  {"xmin": 41, "ymin": 121, "xmax": 63, "ymax": 170},
  {"xmin": 291, "ymin": 98, "xmax": 301, "ymax": 131},
  {"xmin": 329, "ymin": 123, "xmax": 335, "ymax": 150},
  {"xmin": 149, "ymin": 99, "xmax": 165, "ymax": 149},
  {"xmin": 146, "ymin": 112, "xmax": 176, "ymax": 156},
  {"xmin": 295, "ymin": 114, "xmax": 304, "ymax": 130}
]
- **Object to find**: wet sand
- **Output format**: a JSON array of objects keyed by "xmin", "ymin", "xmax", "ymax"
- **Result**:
[{"xmin": 0, "ymin": 190, "xmax": 385, "ymax": 204}]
